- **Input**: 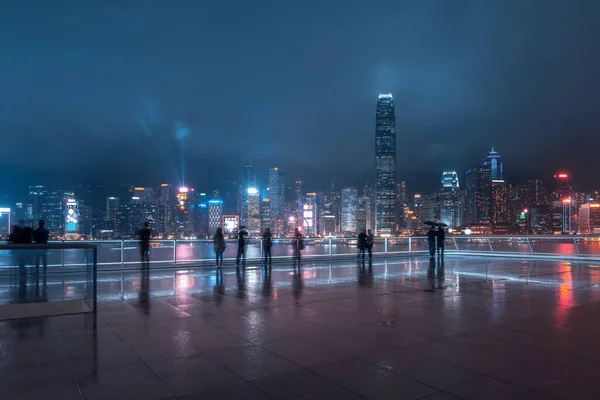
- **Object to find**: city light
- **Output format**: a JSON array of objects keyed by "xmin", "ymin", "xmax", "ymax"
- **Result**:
[
  {"xmin": 557, "ymin": 173, "xmax": 568, "ymax": 179},
  {"xmin": 464, "ymin": 228, "xmax": 473, "ymax": 235},
  {"xmin": 590, "ymin": 204, "xmax": 600, "ymax": 208},
  {"xmin": 247, "ymin": 187, "xmax": 259, "ymax": 195},
  {"xmin": 179, "ymin": 187, "xmax": 189, "ymax": 193},
  {"xmin": 0, "ymin": 207, "xmax": 10, "ymax": 213}
]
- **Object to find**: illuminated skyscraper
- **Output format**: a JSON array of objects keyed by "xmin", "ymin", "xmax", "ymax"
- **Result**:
[
  {"xmin": 484, "ymin": 147, "xmax": 503, "ymax": 180},
  {"xmin": 246, "ymin": 187, "xmax": 261, "ymax": 235},
  {"xmin": 261, "ymin": 198, "xmax": 271, "ymax": 232},
  {"xmin": 375, "ymin": 93, "xmax": 396, "ymax": 235},
  {"xmin": 268, "ymin": 167, "xmax": 285, "ymax": 236},
  {"xmin": 208, "ymin": 198, "xmax": 223, "ymax": 233},
  {"xmin": 240, "ymin": 163, "xmax": 256, "ymax": 226},
  {"xmin": 105, "ymin": 196, "xmax": 120, "ymax": 231},
  {"xmin": 439, "ymin": 171, "xmax": 461, "ymax": 228},
  {"xmin": 341, "ymin": 187, "xmax": 358, "ymax": 234},
  {"xmin": 464, "ymin": 165, "xmax": 491, "ymax": 226}
]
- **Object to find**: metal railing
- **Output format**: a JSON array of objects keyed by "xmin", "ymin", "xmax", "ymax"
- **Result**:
[{"xmin": 1, "ymin": 235, "xmax": 599, "ymax": 270}]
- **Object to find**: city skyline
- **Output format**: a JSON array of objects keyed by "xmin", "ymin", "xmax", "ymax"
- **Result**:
[{"xmin": 2, "ymin": 1, "xmax": 600, "ymax": 198}]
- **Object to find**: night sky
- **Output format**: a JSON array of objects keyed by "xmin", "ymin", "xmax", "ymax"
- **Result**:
[{"xmin": 1, "ymin": 1, "xmax": 599, "ymax": 197}]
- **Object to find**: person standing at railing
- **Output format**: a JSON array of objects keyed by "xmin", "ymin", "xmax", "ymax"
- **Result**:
[
  {"xmin": 262, "ymin": 227, "xmax": 272, "ymax": 264},
  {"xmin": 366, "ymin": 229, "xmax": 374, "ymax": 259},
  {"xmin": 213, "ymin": 227, "xmax": 226, "ymax": 267},
  {"xmin": 139, "ymin": 222, "xmax": 151, "ymax": 268},
  {"xmin": 357, "ymin": 229, "xmax": 367, "ymax": 259},
  {"xmin": 236, "ymin": 226, "xmax": 249, "ymax": 266},
  {"xmin": 33, "ymin": 220, "xmax": 49, "ymax": 284},
  {"xmin": 427, "ymin": 227, "xmax": 437, "ymax": 257},
  {"xmin": 294, "ymin": 228, "xmax": 304, "ymax": 261},
  {"xmin": 437, "ymin": 227, "xmax": 446, "ymax": 257}
]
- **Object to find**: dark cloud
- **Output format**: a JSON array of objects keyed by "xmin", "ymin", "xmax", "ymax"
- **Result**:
[{"xmin": 1, "ymin": 0, "xmax": 599, "ymax": 195}]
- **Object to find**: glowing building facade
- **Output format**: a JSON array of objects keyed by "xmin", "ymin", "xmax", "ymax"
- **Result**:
[{"xmin": 375, "ymin": 93, "xmax": 396, "ymax": 235}]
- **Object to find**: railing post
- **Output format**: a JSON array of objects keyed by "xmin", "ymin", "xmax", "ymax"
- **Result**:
[
  {"xmin": 173, "ymin": 240, "xmax": 177, "ymax": 264},
  {"xmin": 260, "ymin": 238, "xmax": 263, "ymax": 260},
  {"xmin": 526, "ymin": 238, "xmax": 534, "ymax": 253},
  {"xmin": 574, "ymin": 238, "xmax": 581, "ymax": 255},
  {"xmin": 61, "ymin": 240, "xmax": 65, "ymax": 268},
  {"xmin": 329, "ymin": 238, "xmax": 332, "ymax": 256},
  {"xmin": 120, "ymin": 240, "xmax": 124, "ymax": 265},
  {"xmin": 408, "ymin": 237, "xmax": 412, "ymax": 253},
  {"xmin": 452, "ymin": 237, "xmax": 459, "ymax": 251},
  {"xmin": 384, "ymin": 237, "xmax": 388, "ymax": 254},
  {"xmin": 487, "ymin": 237, "xmax": 493, "ymax": 252}
]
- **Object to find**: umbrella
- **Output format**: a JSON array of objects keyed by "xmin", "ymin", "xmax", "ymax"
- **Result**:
[
  {"xmin": 423, "ymin": 221, "xmax": 437, "ymax": 226},
  {"xmin": 437, "ymin": 223, "xmax": 448, "ymax": 228}
]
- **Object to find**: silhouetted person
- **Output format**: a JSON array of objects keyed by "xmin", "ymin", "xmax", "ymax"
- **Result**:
[
  {"xmin": 32, "ymin": 220, "xmax": 49, "ymax": 284},
  {"xmin": 262, "ymin": 228, "xmax": 272, "ymax": 264},
  {"xmin": 213, "ymin": 227, "xmax": 226, "ymax": 267},
  {"xmin": 294, "ymin": 228, "xmax": 304, "ymax": 262},
  {"xmin": 139, "ymin": 222, "xmax": 151, "ymax": 268},
  {"xmin": 366, "ymin": 229, "xmax": 374, "ymax": 259},
  {"xmin": 236, "ymin": 226, "xmax": 249, "ymax": 266},
  {"xmin": 357, "ymin": 229, "xmax": 367, "ymax": 259},
  {"xmin": 427, "ymin": 227, "xmax": 437, "ymax": 256},
  {"xmin": 437, "ymin": 227, "xmax": 445, "ymax": 256}
]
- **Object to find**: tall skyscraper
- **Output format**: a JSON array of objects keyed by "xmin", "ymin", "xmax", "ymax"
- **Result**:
[
  {"xmin": 464, "ymin": 165, "xmax": 492, "ymax": 226},
  {"xmin": 491, "ymin": 180, "xmax": 510, "ymax": 230},
  {"xmin": 246, "ymin": 187, "xmax": 261, "ymax": 235},
  {"xmin": 302, "ymin": 193, "xmax": 318, "ymax": 236},
  {"xmin": 105, "ymin": 196, "xmax": 120, "ymax": 231},
  {"xmin": 261, "ymin": 198, "xmax": 271, "ymax": 232},
  {"xmin": 268, "ymin": 167, "xmax": 285, "ymax": 236},
  {"xmin": 208, "ymin": 198, "xmax": 223, "ymax": 233},
  {"xmin": 484, "ymin": 147, "xmax": 503, "ymax": 180},
  {"xmin": 439, "ymin": 171, "xmax": 461, "ymax": 228},
  {"xmin": 341, "ymin": 187, "xmax": 358, "ymax": 234},
  {"xmin": 375, "ymin": 93, "xmax": 396, "ymax": 236},
  {"xmin": 395, "ymin": 181, "xmax": 407, "ymax": 230},
  {"xmin": 240, "ymin": 163, "xmax": 256, "ymax": 226}
]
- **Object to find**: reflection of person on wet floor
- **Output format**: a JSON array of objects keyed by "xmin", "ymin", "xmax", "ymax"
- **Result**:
[
  {"xmin": 262, "ymin": 227, "xmax": 272, "ymax": 263},
  {"xmin": 294, "ymin": 228, "xmax": 304, "ymax": 261},
  {"xmin": 33, "ymin": 220, "xmax": 49, "ymax": 283},
  {"xmin": 427, "ymin": 227, "xmax": 437, "ymax": 256},
  {"xmin": 366, "ymin": 229, "xmax": 374, "ymax": 259},
  {"xmin": 236, "ymin": 226, "xmax": 249, "ymax": 266},
  {"xmin": 139, "ymin": 222, "xmax": 151, "ymax": 268},
  {"xmin": 357, "ymin": 229, "xmax": 367, "ymax": 259},
  {"xmin": 213, "ymin": 227, "xmax": 226, "ymax": 267},
  {"xmin": 437, "ymin": 227, "xmax": 445, "ymax": 256},
  {"xmin": 10, "ymin": 221, "xmax": 34, "ymax": 282}
]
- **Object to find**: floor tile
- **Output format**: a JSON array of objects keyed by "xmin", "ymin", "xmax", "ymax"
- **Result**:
[
  {"xmin": 78, "ymin": 364, "xmax": 173, "ymax": 400},
  {"xmin": 312, "ymin": 357, "xmax": 436, "ymax": 400},
  {"xmin": 209, "ymin": 345, "xmax": 303, "ymax": 381},
  {"xmin": 146, "ymin": 353, "xmax": 243, "ymax": 396},
  {"xmin": 447, "ymin": 376, "xmax": 555, "ymax": 400},
  {"xmin": 260, "ymin": 337, "xmax": 347, "ymax": 367}
]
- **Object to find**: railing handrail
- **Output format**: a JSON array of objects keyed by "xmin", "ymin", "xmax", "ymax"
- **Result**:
[{"xmin": 0, "ymin": 243, "xmax": 97, "ymax": 250}]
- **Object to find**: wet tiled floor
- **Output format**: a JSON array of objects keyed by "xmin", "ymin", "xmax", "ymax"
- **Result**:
[{"xmin": 2, "ymin": 255, "xmax": 600, "ymax": 399}]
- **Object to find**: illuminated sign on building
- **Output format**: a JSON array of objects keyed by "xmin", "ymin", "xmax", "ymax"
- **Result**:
[
  {"xmin": 223, "ymin": 215, "xmax": 239, "ymax": 235},
  {"xmin": 65, "ymin": 198, "xmax": 79, "ymax": 232}
]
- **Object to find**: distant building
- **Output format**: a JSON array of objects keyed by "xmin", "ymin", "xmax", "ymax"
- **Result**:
[
  {"xmin": 268, "ymin": 167, "xmax": 285, "ymax": 236},
  {"xmin": 105, "ymin": 196, "xmax": 120, "ymax": 232},
  {"xmin": 208, "ymin": 198, "xmax": 223, "ymax": 234},
  {"xmin": 529, "ymin": 205, "xmax": 553, "ymax": 234},
  {"xmin": 491, "ymin": 180, "xmax": 510, "ymax": 230},
  {"xmin": 357, "ymin": 196, "xmax": 373, "ymax": 231},
  {"xmin": 303, "ymin": 193, "xmax": 318, "ymax": 236},
  {"xmin": 395, "ymin": 181, "xmax": 407, "ymax": 230},
  {"xmin": 464, "ymin": 165, "xmax": 491, "ymax": 226},
  {"xmin": 261, "ymin": 198, "xmax": 271, "ymax": 232},
  {"xmin": 484, "ymin": 147, "xmax": 503, "ymax": 180},
  {"xmin": 439, "ymin": 171, "xmax": 461, "ymax": 228},
  {"xmin": 195, "ymin": 192, "xmax": 209, "ymax": 238},
  {"xmin": 222, "ymin": 215, "xmax": 239, "ymax": 237},
  {"xmin": 375, "ymin": 93, "xmax": 396, "ymax": 236},
  {"xmin": 240, "ymin": 164, "xmax": 256, "ymax": 226},
  {"xmin": 341, "ymin": 187, "xmax": 358, "ymax": 234},
  {"xmin": 579, "ymin": 203, "xmax": 600, "ymax": 234},
  {"xmin": 246, "ymin": 187, "xmax": 261, "ymax": 235}
]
